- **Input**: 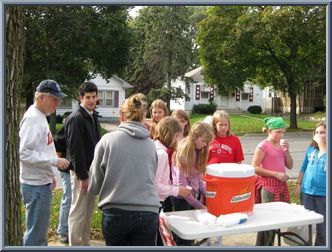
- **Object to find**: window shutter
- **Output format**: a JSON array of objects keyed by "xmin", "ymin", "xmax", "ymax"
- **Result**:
[
  {"xmin": 236, "ymin": 90, "xmax": 240, "ymax": 101},
  {"xmin": 249, "ymin": 87, "xmax": 254, "ymax": 102},
  {"xmin": 195, "ymin": 85, "xmax": 201, "ymax": 100},
  {"xmin": 114, "ymin": 91, "xmax": 119, "ymax": 107}
]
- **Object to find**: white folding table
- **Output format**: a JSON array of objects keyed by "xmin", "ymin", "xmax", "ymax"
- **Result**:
[{"xmin": 165, "ymin": 202, "xmax": 324, "ymax": 246}]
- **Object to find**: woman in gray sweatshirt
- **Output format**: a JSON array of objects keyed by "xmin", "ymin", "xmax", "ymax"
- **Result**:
[{"xmin": 89, "ymin": 93, "xmax": 159, "ymax": 246}]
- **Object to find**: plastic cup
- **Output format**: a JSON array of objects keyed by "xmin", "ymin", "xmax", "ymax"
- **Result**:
[{"xmin": 280, "ymin": 139, "xmax": 287, "ymax": 151}]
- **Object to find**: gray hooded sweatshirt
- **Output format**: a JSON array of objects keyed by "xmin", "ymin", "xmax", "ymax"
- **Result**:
[{"xmin": 89, "ymin": 121, "xmax": 159, "ymax": 213}]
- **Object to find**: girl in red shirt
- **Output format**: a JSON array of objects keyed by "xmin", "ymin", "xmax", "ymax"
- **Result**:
[{"xmin": 208, "ymin": 110, "xmax": 244, "ymax": 165}]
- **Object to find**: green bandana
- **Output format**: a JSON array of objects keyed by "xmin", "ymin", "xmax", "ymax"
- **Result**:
[{"xmin": 263, "ymin": 117, "xmax": 287, "ymax": 130}]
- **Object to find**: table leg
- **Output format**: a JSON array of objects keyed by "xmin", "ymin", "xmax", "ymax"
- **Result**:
[
  {"xmin": 308, "ymin": 225, "xmax": 313, "ymax": 246},
  {"xmin": 194, "ymin": 238, "xmax": 209, "ymax": 246}
]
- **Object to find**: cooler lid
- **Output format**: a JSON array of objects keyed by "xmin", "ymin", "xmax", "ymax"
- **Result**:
[{"xmin": 206, "ymin": 163, "xmax": 255, "ymax": 178}]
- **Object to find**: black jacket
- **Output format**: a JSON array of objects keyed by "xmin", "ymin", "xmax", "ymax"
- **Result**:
[
  {"xmin": 64, "ymin": 106, "xmax": 101, "ymax": 180},
  {"xmin": 54, "ymin": 125, "xmax": 72, "ymax": 173}
]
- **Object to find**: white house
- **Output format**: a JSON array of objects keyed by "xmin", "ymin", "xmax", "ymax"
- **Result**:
[
  {"xmin": 170, "ymin": 66, "xmax": 264, "ymax": 113},
  {"xmin": 57, "ymin": 74, "xmax": 133, "ymax": 121}
]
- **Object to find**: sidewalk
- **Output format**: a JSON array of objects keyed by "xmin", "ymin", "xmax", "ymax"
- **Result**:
[{"xmin": 100, "ymin": 122, "xmax": 118, "ymax": 132}]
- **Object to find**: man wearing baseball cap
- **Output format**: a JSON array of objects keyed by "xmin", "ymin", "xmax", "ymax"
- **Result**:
[{"xmin": 19, "ymin": 79, "xmax": 70, "ymax": 246}]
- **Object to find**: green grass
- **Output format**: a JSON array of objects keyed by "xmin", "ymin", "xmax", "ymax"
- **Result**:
[{"xmin": 190, "ymin": 113, "xmax": 321, "ymax": 136}]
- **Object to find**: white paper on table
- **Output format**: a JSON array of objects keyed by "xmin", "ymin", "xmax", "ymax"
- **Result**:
[{"xmin": 194, "ymin": 209, "xmax": 217, "ymax": 225}]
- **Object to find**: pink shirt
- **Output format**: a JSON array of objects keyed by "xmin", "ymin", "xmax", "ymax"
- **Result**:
[
  {"xmin": 257, "ymin": 139, "xmax": 286, "ymax": 173},
  {"xmin": 154, "ymin": 140, "xmax": 179, "ymax": 201},
  {"xmin": 171, "ymin": 151, "xmax": 206, "ymax": 209}
]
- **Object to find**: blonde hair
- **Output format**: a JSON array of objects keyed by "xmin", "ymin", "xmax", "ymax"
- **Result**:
[
  {"xmin": 121, "ymin": 93, "xmax": 147, "ymax": 122},
  {"xmin": 212, "ymin": 110, "xmax": 233, "ymax": 136},
  {"xmin": 150, "ymin": 99, "xmax": 168, "ymax": 138},
  {"xmin": 174, "ymin": 121, "xmax": 213, "ymax": 176},
  {"xmin": 171, "ymin": 109, "xmax": 191, "ymax": 137},
  {"xmin": 155, "ymin": 116, "xmax": 182, "ymax": 148}
]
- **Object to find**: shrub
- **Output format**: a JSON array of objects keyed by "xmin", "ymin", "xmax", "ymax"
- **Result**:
[
  {"xmin": 192, "ymin": 102, "xmax": 217, "ymax": 115},
  {"xmin": 247, "ymin": 105, "xmax": 262, "ymax": 114}
]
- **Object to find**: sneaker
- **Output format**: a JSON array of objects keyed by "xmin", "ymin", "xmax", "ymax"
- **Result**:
[{"xmin": 58, "ymin": 234, "xmax": 69, "ymax": 244}]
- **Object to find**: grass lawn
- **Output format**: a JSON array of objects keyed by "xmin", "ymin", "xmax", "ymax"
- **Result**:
[{"xmin": 190, "ymin": 113, "xmax": 320, "ymax": 136}]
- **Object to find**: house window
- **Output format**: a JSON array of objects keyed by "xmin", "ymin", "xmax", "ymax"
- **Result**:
[
  {"xmin": 58, "ymin": 97, "xmax": 72, "ymax": 109},
  {"xmin": 201, "ymin": 91, "xmax": 210, "ymax": 100},
  {"xmin": 105, "ymin": 91, "xmax": 114, "ymax": 107},
  {"xmin": 98, "ymin": 90, "xmax": 119, "ymax": 108},
  {"xmin": 98, "ymin": 91, "xmax": 104, "ymax": 106},
  {"xmin": 241, "ymin": 93, "xmax": 249, "ymax": 100}
]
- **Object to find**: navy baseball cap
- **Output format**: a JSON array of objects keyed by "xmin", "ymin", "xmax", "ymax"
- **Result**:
[{"xmin": 36, "ymin": 79, "xmax": 67, "ymax": 98}]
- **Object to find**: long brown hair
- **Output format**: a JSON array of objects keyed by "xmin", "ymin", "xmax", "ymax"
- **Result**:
[
  {"xmin": 171, "ymin": 109, "xmax": 191, "ymax": 137},
  {"xmin": 155, "ymin": 116, "xmax": 182, "ymax": 149},
  {"xmin": 310, "ymin": 122, "xmax": 326, "ymax": 149},
  {"xmin": 174, "ymin": 121, "xmax": 213, "ymax": 176}
]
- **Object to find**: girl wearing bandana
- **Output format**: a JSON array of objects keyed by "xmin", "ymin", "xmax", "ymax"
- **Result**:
[{"xmin": 252, "ymin": 117, "xmax": 294, "ymax": 246}]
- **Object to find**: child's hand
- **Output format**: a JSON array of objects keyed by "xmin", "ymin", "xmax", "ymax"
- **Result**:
[
  {"xmin": 274, "ymin": 172, "xmax": 289, "ymax": 182},
  {"xmin": 294, "ymin": 183, "xmax": 301, "ymax": 198},
  {"xmin": 178, "ymin": 186, "xmax": 192, "ymax": 197},
  {"xmin": 313, "ymin": 134, "xmax": 323, "ymax": 145}
]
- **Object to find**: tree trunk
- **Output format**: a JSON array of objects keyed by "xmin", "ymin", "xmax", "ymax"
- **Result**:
[
  {"xmin": 5, "ymin": 6, "xmax": 25, "ymax": 246},
  {"xmin": 288, "ymin": 91, "xmax": 298, "ymax": 129}
]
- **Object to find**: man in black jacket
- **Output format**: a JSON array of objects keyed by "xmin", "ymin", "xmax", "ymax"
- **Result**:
[
  {"xmin": 64, "ymin": 81, "xmax": 101, "ymax": 246},
  {"xmin": 54, "ymin": 111, "xmax": 71, "ymax": 244}
]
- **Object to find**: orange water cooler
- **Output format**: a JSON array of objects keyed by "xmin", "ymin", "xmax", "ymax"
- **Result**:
[{"xmin": 204, "ymin": 163, "xmax": 255, "ymax": 216}]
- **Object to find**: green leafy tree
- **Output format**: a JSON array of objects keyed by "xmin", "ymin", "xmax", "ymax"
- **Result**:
[
  {"xmin": 198, "ymin": 6, "xmax": 325, "ymax": 129},
  {"xmin": 23, "ymin": 6, "xmax": 92, "ymax": 108},
  {"xmin": 126, "ymin": 6, "xmax": 195, "ymax": 111},
  {"xmin": 147, "ymin": 86, "xmax": 189, "ymax": 106},
  {"xmin": 23, "ymin": 6, "xmax": 131, "ymax": 133},
  {"xmin": 24, "ymin": 6, "xmax": 131, "ymax": 102}
]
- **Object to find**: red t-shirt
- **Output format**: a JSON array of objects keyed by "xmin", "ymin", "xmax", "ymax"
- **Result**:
[{"xmin": 208, "ymin": 135, "xmax": 244, "ymax": 164}]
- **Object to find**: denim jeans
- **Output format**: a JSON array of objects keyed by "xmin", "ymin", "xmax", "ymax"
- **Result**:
[
  {"xmin": 102, "ymin": 208, "xmax": 158, "ymax": 246},
  {"xmin": 170, "ymin": 197, "xmax": 194, "ymax": 246},
  {"xmin": 256, "ymin": 188, "xmax": 277, "ymax": 246},
  {"xmin": 301, "ymin": 192, "xmax": 326, "ymax": 246},
  {"xmin": 20, "ymin": 183, "xmax": 52, "ymax": 246},
  {"xmin": 57, "ymin": 171, "xmax": 72, "ymax": 236}
]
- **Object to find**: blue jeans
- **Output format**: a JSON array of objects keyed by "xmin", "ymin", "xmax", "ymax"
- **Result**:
[
  {"xmin": 301, "ymin": 192, "xmax": 326, "ymax": 246},
  {"xmin": 57, "ymin": 171, "xmax": 72, "ymax": 236},
  {"xmin": 102, "ymin": 208, "xmax": 158, "ymax": 246},
  {"xmin": 170, "ymin": 197, "xmax": 194, "ymax": 246},
  {"xmin": 20, "ymin": 183, "xmax": 52, "ymax": 246}
]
